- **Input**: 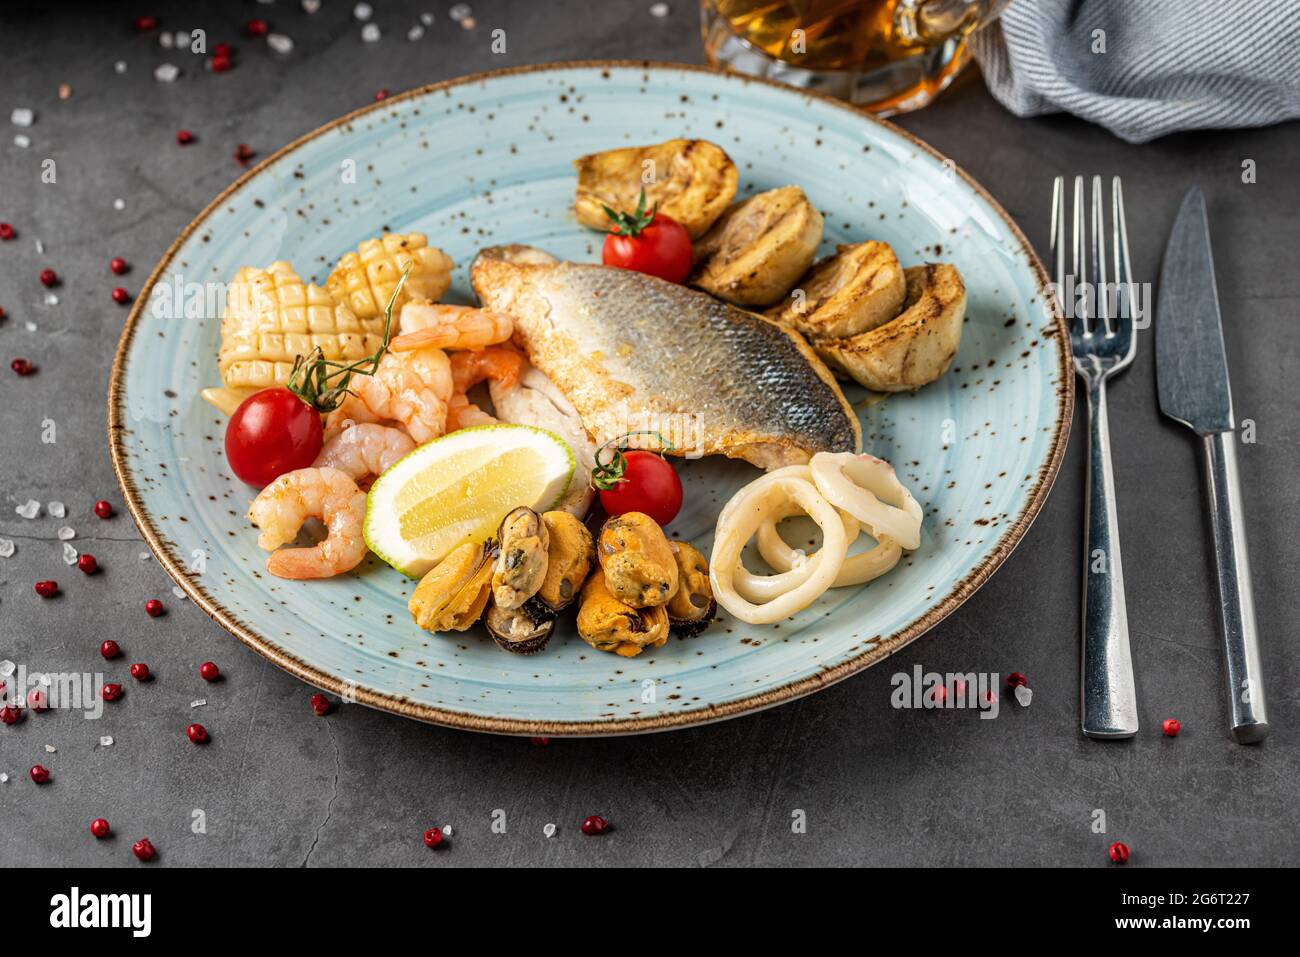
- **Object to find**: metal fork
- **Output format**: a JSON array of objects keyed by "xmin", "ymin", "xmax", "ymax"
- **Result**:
[{"xmin": 1052, "ymin": 175, "xmax": 1139, "ymax": 739}]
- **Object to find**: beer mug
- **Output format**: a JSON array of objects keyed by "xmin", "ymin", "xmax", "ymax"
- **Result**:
[{"xmin": 702, "ymin": 0, "xmax": 1010, "ymax": 115}]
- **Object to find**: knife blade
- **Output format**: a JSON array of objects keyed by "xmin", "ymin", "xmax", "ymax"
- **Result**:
[
  {"xmin": 1156, "ymin": 187, "xmax": 1234, "ymax": 433},
  {"xmin": 1155, "ymin": 187, "xmax": 1269, "ymax": 744}
]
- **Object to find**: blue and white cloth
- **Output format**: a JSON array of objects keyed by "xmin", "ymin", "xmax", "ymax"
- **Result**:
[{"xmin": 969, "ymin": 0, "xmax": 1300, "ymax": 143}]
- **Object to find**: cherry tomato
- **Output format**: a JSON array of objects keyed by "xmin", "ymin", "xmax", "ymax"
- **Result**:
[
  {"xmin": 225, "ymin": 388, "xmax": 323, "ymax": 486},
  {"xmin": 600, "ymin": 190, "xmax": 693, "ymax": 284},
  {"xmin": 597, "ymin": 451, "xmax": 683, "ymax": 526}
]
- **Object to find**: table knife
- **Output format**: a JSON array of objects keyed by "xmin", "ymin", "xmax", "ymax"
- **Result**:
[{"xmin": 1155, "ymin": 187, "xmax": 1269, "ymax": 744}]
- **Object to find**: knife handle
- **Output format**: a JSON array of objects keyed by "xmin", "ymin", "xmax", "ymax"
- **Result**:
[
  {"xmin": 1080, "ymin": 377, "xmax": 1139, "ymax": 739},
  {"xmin": 1201, "ymin": 432, "xmax": 1269, "ymax": 743}
]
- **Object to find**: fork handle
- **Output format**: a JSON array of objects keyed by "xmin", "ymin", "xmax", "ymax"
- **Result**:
[
  {"xmin": 1080, "ymin": 377, "xmax": 1139, "ymax": 738},
  {"xmin": 1201, "ymin": 432, "xmax": 1269, "ymax": 743}
]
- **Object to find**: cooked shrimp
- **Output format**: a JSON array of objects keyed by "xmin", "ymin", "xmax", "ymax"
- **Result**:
[
  {"xmin": 441, "ymin": 346, "xmax": 525, "ymax": 432},
  {"xmin": 323, "ymin": 393, "xmax": 388, "ymax": 442},
  {"xmin": 389, "ymin": 301, "xmax": 514, "ymax": 352},
  {"xmin": 248, "ymin": 467, "xmax": 368, "ymax": 580},
  {"xmin": 450, "ymin": 346, "xmax": 525, "ymax": 393},
  {"xmin": 314, "ymin": 423, "xmax": 414, "ymax": 481},
  {"xmin": 446, "ymin": 393, "xmax": 497, "ymax": 431},
  {"xmin": 336, "ymin": 346, "xmax": 453, "ymax": 444}
]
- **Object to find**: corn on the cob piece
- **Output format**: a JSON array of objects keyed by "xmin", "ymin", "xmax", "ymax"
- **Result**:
[
  {"xmin": 200, "ymin": 386, "xmax": 260, "ymax": 417},
  {"xmin": 217, "ymin": 261, "xmax": 385, "ymax": 393},
  {"xmin": 326, "ymin": 232, "xmax": 454, "ymax": 321}
]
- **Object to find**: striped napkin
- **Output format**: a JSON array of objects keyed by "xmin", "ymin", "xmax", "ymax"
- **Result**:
[{"xmin": 969, "ymin": 0, "xmax": 1300, "ymax": 143}]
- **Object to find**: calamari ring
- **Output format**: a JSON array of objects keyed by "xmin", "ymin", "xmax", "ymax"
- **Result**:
[
  {"xmin": 721, "ymin": 466, "xmax": 848, "ymax": 604},
  {"xmin": 809, "ymin": 452, "xmax": 924, "ymax": 550},
  {"xmin": 737, "ymin": 500, "xmax": 860, "ymax": 601},
  {"xmin": 757, "ymin": 511, "xmax": 903, "ymax": 587},
  {"xmin": 710, "ymin": 474, "xmax": 847, "ymax": 625}
]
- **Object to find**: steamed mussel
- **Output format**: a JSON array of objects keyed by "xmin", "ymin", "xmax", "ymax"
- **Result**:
[
  {"xmin": 665, "ymin": 541, "xmax": 716, "ymax": 637},
  {"xmin": 484, "ymin": 599, "xmax": 555, "ymax": 655},
  {"xmin": 597, "ymin": 512, "xmax": 679, "ymax": 608},
  {"xmin": 576, "ymin": 569, "xmax": 670, "ymax": 658},
  {"xmin": 492, "ymin": 507, "xmax": 550, "ymax": 610},
  {"xmin": 409, "ymin": 539, "xmax": 497, "ymax": 633},
  {"xmin": 533, "ymin": 510, "xmax": 595, "ymax": 613}
]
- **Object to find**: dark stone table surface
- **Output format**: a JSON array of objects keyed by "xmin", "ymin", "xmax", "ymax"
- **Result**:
[{"xmin": 1, "ymin": 0, "xmax": 1296, "ymax": 867}]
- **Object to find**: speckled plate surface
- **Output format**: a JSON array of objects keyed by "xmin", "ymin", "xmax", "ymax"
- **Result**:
[{"xmin": 109, "ymin": 62, "xmax": 1071, "ymax": 736}]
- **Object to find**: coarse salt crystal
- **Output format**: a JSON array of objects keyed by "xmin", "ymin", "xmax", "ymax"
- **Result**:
[
  {"xmin": 159, "ymin": 32, "xmax": 174, "ymax": 49},
  {"xmin": 543, "ymin": 823, "xmax": 556, "ymax": 837},
  {"xmin": 99, "ymin": 736, "xmax": 114, "ymax": 747},
  {"xmin": 154, "ymin": 63, "xmax": 180, "ymax": 83},
  {"xmin": 44, "ymin": 293, "xmax": 58, "ymax": 306},
  {"xmin": 114, "ymin": 60, "xmax": 128, "ymax": 74},
  {"xmin": 449, "ymin": 3, "xmax": 471, "ymax": 21},
  {"xmin": 190, "ymin": 698, "xmax": 206, "ymax": 708},
  {"xmin": 62, "ymin": 543, "xmax": 78, "ymax": 565},
  {"xmin": 268, "ymin": 33, "xmax": 295, "ymax": 54},
  {"xmin": 0, "ymin": 773, "xmax": 8, "ymax": 784},
  {"xmin": 57, "ymin": 526, "xmax": 75, "ymax": 541},
  {"xmin": 37, "ymin": 674, "xmax": 51, "ymax": 686},
  {"xmin": 34, "ymin": 238, "xmax": 44, "ymax": 254},
  {"xmin": 354, "ymin": 2, "xmax": 373, "ymax": 20},
  {"xmin": 420, "ymin": 12, "xmax": 434, "ymax": 26},
  {"xmin": 361, "ymin": 23, "xmax": 380, "ymax": 42},
  {"xmin": 0, "ymin": 539, "xmax": 14, "ymax": 558},
  {"xmin": 174, "ymin": 31, "xmax": 190, "ymax": 48},
  {"xmin": 16, "ymin": 500, "xmax": 40, "ymax": 519},
  {"xmin": 44, "ymin": 744, "xmax": 56, "ymax": 753},
  {"xmin": 1014, "ymin": 684, "xmax": 1033, "ymax": 707},
  {"xmin": 14, "ymin": 134, "xmax": 30, "ymax": 148},
  {"xmin": 650, "ymin": 2, "xmax": 670, "ymax": 17},
  {"xmin": 0, "ymin": 660, "xmax": 14, "ymax": 677},
  {"xmin": 408, "ymin": 24, "xmax": 425, "ymax": 41},
  {"xmin": 48, "ymin": 501, "xmax": 65, "ymax": 518},
  {"xmin": 24, "ymin": 320, "xmax": 36, "ymax": 332},
  {"xmin": 442, "ymin": 824, "xmax": 452, "ymax": 836},
  {"xmin": 303, "ymin": 0, "xmax": 321, "ymax": 13},
  {"xmin": 113, "ymin": 198, "xmax": 126, "ymax": 211},
  {"xmin": 11, "ymin": 108, "xmax": 34, "ymax": 127},
  {"xmin": 171, "ymin": 586, "xmax": 186, "ymax": 600}
]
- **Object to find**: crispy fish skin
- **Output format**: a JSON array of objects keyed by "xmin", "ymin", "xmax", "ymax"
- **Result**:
[{"xmin": 471, "ymin": 252, "xmax": 861, "ymax": 469}]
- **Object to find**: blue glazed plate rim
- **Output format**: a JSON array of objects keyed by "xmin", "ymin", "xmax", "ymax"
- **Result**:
[{"xmin": 108, "ymin": 60, "xmax": 1073, "ymax": 736}]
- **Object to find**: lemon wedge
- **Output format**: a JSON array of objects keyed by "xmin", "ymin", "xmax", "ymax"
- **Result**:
[{"xmin": 365, "ymin": 424, "xmax": 575, "ymax": 577}]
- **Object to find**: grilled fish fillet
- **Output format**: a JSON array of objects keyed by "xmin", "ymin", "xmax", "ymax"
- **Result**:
[{"xmin": 471, "ymin": 250, "xmax": 861, "ymax": 469}]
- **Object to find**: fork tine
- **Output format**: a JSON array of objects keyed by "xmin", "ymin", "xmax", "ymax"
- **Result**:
[
  {"xmin": 1072, "ymin": 175, "xmax": 1088, "ymax": 335},
  {"xmin": 1091, "ymin": 175, "xmax": 1111, "ymax": 336},
  {"xmin": 1111, "ymin": 176, "xmax": 1134, "ymax": 328},
  {"xmin": 1051, "ymin": 175, "xmax": 1065, "ymax": 314}
]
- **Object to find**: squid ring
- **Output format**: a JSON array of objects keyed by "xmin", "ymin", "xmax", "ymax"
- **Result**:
[
  {"xmin": 809, "ymin": 452, "xmax": 924, "ymax": 550},
  {"xmin": 738, "ymin": 500, "xmax": 861, "ymax": 600},
  {"xmin": 719, "ymin": 467, "xmax": 843, "ymax": 604},
  {"xmin": 758, "ymin": 512, "xmax": 903, "ymax": 587},
  {"xmin": 710, "ymin": 474, "xmax": 847, "ymax": 625}
]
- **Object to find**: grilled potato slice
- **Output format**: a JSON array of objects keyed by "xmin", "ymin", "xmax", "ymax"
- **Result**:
[
  {"xmin": 816, "ymin": 264, "xmax": 965, "ymax": 392},
  {"xmin": 690, "ymin": 186, "xmax": 824, "ymax": 308},
  {"xmin": 769, "ymin": 241, "xmax": 906, "ymax": 339},
  {"xmin": 573, "ymin": 139, "xmax": 737, "ymax": 239}
]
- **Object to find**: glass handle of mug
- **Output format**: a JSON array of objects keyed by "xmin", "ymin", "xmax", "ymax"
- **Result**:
[{"xmin": 895, "ymin": 0, "xmax": 1011, "ymax": 45}]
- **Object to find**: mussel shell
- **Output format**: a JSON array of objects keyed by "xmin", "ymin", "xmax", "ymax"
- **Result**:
[
  {"xmin": 485, "ymin": 600, "xmax": 556, "ymax": 656},
  {"xmin": 669, "ymin": 597, "xmax": 717, "ymax": 638}
]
